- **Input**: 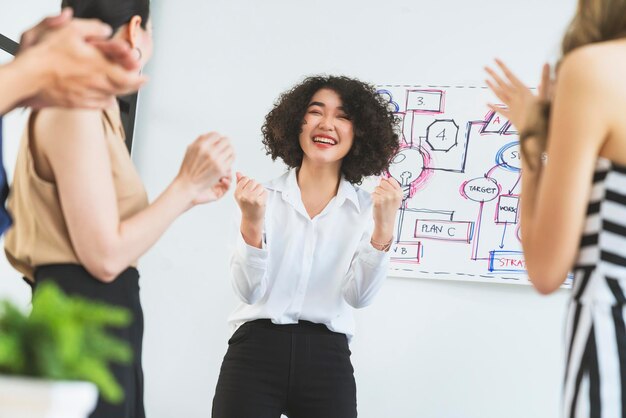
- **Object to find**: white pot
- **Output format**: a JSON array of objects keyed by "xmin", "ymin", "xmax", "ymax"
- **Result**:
[{"xmin": 0, "ymin": 375, "xmax": 98, "ymax": 418}]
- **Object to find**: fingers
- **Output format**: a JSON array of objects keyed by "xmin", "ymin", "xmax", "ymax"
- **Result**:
[
  {"xmin": 485, "ymin": 80, "xmax": 511, "ymax": 105},
  {"xmin": 218, "ymin": 148, "xmax": 236, "ymax": 168},
  {"xmin": 67, "ymin": 96, "xmax": 116, "ymax": 110},
  {"xmin": 195, "ymin": 131, "xmax": 225, "ymax": 147},
  {"xmin": 22, "ymin": 18, "xmax": 145, "ymax": 107},
  {"xmin": 485, "ymin": 59, "xmax": 532, "ymax": 107},
  {"xmin": 41, "ymin": 84, "xmax": 116, "ymax": 109},
  {"xmin": 91, "ymin": 39, "xmax": 142, "ymax": 71},
  {"xmin": 235, "ymin": 173, "xmax": 265, "ymax": 196},
  {"xmin": 248, "ymin": 185, "xmax": 266, "ymax": 199},
  {"xmin": 376, "ymin": 178, "xmax": 394, "ymax": 194},
  {"xmin": 379, "ymin": 177, "xmax": 401, "ymax": 190},
  {"xmin": 485, "ymin": 77, "xmax": 511, "ymax": 105},
  {"xmin": 62, "ymin": 76, "xmax": 121, "ymax": 108},
  {"xmin": 211, "ymin": 176, "xmax": 233, "ymax": 199},
  {"xmin": 104, "ymin": 65, "xmax": 147, "ymax": 94},
  {"xmin": 220, "ymin": 176, "xmax": 232, "ymax": 187},
  {"xmin": 373, "ymin": 177, "xmax": 403, "ymax": 205},
  {"xmin": 235, "ymin": 175, "xmax": 248, "ymax": 189},
  {"xmin": 494, "ymin": 58, "xmax": 525, "ymax": 89},
  {"xmin": 24, "ymin": 86, "xmax": 114, "ymax": 110},
  {"xmin": 208, "ymin": 136, "xmax": 235, "ymax": 178},
  {"xmin": 19, "ymin": 9, "xmax": 73, "ymax": 50},
  {"xmin": 19, "ymin": 33, "xmax": 37, "ymax": 51},
  {"xmin": 210, "ymin": 135, "xmax": 234, "ymax": 155},
  {"xmin": 47, "ymin": 8, "xmax": 74, "ymax": 28},
  {"xmin": 213, "ymin": 181, "xmax": 231, "ymax": 198},
  {"xmin": 484, "ymin": 66, "xmax": 511, "ymax": 93},
  {"xmin": 220, "ymin": 149, "xmax": 236, "ymax": 173},
  {"xmin": 70, "ymin": 18, "xmax": 114, "ymax": 40},
  {"xmin": 487, "ymin": 103, "xmax": 510, "ymax": 118},
  {"xmin": 538, "ymin": 63, "xmax": 551, "ymax": 100},
  {"xmin": 192, "ymin": 132, "xmax": 231, "ymax": 161},
  {"xmin": 186, "ymin": 133, "xmax": 235, "ymax": 179},
  {"xmin": 237, "ymin": 176, "xmax": 257, "ymax": 192}
]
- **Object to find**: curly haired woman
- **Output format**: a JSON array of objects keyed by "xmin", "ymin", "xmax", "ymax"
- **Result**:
[{"xmin": 211, "ymin": 75, "xmax": 402, "ymax": 418}]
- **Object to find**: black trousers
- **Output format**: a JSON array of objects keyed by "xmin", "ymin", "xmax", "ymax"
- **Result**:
[
  {"xmin": 34, "ymin": 264, "xmax": 145, "ymax": 418},
  {"xmin": 212, "ymin": 319, "xmax": 357, "ymax": 418}
]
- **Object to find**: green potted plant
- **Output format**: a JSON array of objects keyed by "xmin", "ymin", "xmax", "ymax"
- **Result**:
[{"xmin": 0, "ymin": 281, "xmax": 133, "ymax": 418}]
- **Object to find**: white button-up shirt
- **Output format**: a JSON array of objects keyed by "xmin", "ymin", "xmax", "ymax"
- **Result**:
[{"xmin": 228, "ymin": 170, "xmax": 390, "ymax": 342}]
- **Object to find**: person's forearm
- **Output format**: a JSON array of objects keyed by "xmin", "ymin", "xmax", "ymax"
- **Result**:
[
  {"xmin": 371, "ymin": 221, "xmax": 394, "ymax": 251},
  {"xmin": 343, "ymin": 232, "xmax": 390, "ymax": 308},
  {"xmin": 520, "ymin": 169, "xmax": 541, "ymax": 246},
  {"xmin": 371, "ymin": 224, "xmax": 393, "ymax": 243},
  {"xmin": 519, "ymin": 151, "xmax": 548, "ymax": 288},
  {"xmin": 0, "ymin": 55, "xmax": 45, "ymax": 114},
  {"xmin": 518, "ymin": 135, "xmax": 544, "ymax": 258},
  {"xmin": 240, "ymin": 219, "xmax": 263, "ymax": 248},
  {"xmin": 85, "ymin": 179, "xmax": 194, "ymax": 281},
  {"xmin": 230, "ymin": 239, "xmax": 269, "ymax": 304}
]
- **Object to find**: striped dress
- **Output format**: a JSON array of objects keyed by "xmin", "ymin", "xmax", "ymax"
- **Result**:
[{"xmin": 564, "ymin": 158, "xmax": 626, "ymax": 418}]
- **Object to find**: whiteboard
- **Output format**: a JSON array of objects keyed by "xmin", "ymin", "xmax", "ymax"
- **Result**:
[{"xmin": 379, "ymin": 84, "xmax": 572, "ymax": 286}]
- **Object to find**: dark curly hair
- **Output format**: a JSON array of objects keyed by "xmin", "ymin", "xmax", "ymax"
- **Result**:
[{"xmin": 262, "ymin": 75, "xmax": 400, "ymax": 184}]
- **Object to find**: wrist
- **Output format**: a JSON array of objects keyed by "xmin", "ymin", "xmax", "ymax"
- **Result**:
[
  {"xmin": 371, "ymin": 226, "xmax": 393, "ymax": 246},
  {"xmin": 370, "ymin": 235, "xmax": 393, "ymax": 252},
  {"xmin": 169, "ymin": 177, "xmax": 196, "ymax": 212},
  {"xmin": 241, "ymin": 217, "xmax": 263, "ymax": 234},
  {"xmin": 240, "ymin": 206, "xmax": 264, "ymax": 226},
  {"xmin": 240, "ymin": 219, "xmax": 263, "ymax": 248},
  {"xmin": 13, "ymin": 49, "xmax": 49, "ymax": 98},
  {"xmin": 373, "ymin": 220, "xmax": 394, "ymax": 237},
  {"xmin": 519, "ymin": 101, "xmax": 550, "ymax": 168},
  {"xmin": 0, "ymin": 55, "xmax": 45, "ymax": 113}
]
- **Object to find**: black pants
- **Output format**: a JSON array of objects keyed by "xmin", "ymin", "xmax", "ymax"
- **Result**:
[
  {"xmin": 212, "ymin": 319, "xmax": 357, "ymax": 418},
  {"xmin": 34, "ymin": 264, "xmax": 145, "ymax": 418}
]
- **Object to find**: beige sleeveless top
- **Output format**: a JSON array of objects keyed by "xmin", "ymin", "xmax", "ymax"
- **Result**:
[{"xmin": 4, "ymin": 106, "xmax": 149, "ymax": 281}]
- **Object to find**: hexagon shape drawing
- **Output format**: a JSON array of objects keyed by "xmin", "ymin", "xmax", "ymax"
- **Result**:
[{"xmin": 426, "ymin": 119, "xmax": 459, "ymax": 152}]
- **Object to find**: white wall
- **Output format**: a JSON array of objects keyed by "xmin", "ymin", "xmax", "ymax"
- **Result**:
[{"xmin": 0, "ymin": 1, "xmax": 577, "ymax": 418}]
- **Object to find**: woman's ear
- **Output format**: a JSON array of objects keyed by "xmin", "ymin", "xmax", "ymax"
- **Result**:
[{"xmin": 125, "ymin": 15, "xmax": 143, "ymax": 49}]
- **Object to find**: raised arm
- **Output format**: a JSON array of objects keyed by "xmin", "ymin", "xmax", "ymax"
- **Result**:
[
  {"xmin": 35, "ymin": 108, "xmax": 234, "ymax": 282},
  {"xmin": 229, "ymin": 173, "xmax": 269, "ymax": 304},
  {"xmin": 343, "ymin": 178, "xmax": 402, "ymax": 308},
  {"xmin": 485, "ymin": 51, "xmax": 610, "ymax": 293},
  {"xmin": 0, "ymin": 10, "xmax": 145, "ymax": 115}
]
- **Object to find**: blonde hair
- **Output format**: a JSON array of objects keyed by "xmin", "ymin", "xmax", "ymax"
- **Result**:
[
  {"xmin": 522, "ymin": 0, "xmax": 626, "ymax": 170},
  {"xmin": 562, "ymin": 0, "xmax": 626, "ymax": 56}
]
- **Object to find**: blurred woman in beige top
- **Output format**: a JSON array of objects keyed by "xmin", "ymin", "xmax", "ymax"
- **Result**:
[
  {"xmin": 5, "ymin": 106, "xmax": 149, "ymax": 280},
  {"xmin": 3, "ymin": 1, "xmax": 234, "ymax": 417}
]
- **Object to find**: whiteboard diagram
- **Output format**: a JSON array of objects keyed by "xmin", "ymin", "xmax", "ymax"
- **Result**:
[{"xmin": 378, "ymin": 85, "xmax": 572, "ymax": 287}]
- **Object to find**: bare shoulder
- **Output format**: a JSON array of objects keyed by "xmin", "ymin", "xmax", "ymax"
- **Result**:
[
  {"xmin": 559, "ymin": 41, "xmax": 626, "ymax": 89},
  {"xmin": 35, "ymin": 108, "xmax": 104, "ymax": 148}
]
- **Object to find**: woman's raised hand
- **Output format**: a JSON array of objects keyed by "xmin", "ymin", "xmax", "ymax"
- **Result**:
[
  {"xmin": 234, "ymin": 172, "xmax": 267, "ymax": 248},
  {"xmin": 234, "ymin": 173, "xmax": 268, "ymax": 224},
  {"xmin": 370, "ymin": 178, "xmax": 403, "ymax": 249},
  {"xmin": 484, "ymin": 59, "xmax": 552, "ymax": 134},
  {"xmin": 176, "ymin": 132, "xmax": 235, "ymax": 206}
]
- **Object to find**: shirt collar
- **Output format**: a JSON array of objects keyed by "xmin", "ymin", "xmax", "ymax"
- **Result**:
[
  {"xmin": 267, "ymin": 169, "xmax": 361, "ymax": 213},
  {"xmin": 335, "ymin": 175, "xmax": 361, "ymax": 213}
]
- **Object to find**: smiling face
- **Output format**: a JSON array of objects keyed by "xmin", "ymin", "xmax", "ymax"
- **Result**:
[{"xmin": 298, "ymin": 88, "xmax": 355, "ymax": 169}]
